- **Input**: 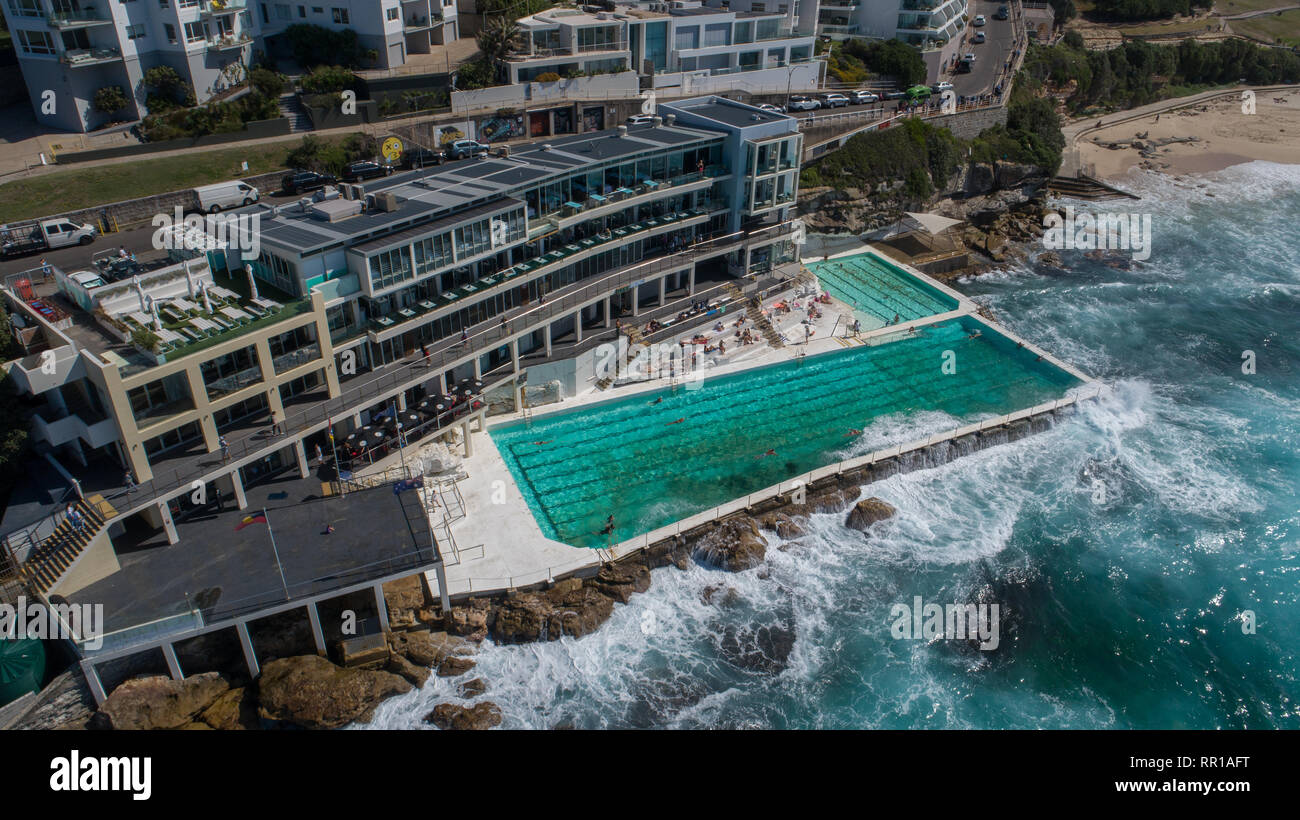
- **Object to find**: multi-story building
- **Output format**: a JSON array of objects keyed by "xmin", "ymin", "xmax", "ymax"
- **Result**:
[
  {"xmin": 816, "ymin": 0, "xmax": 968, "ymax": 52},
  {"xmin": 0, "ymin": 97, "xmax": 803, "ymax": 620},
  {"xmin": 0, "ymin": 0, "xmax": 461, "ymax": 132},
  {"xmin": 506, "ymin": 1, "xmax": 822, "ymax": 95},
  {"xmin": 2, "ymin": 0, "xmax": 258, "ymax": 132},
  {"xmin": 255, "ymin": 0, "xmax": 460, "ymax": 73}
]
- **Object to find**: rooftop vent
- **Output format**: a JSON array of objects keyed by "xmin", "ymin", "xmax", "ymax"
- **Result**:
[
  {"xmin": 665, "ymin": 113, "xmax": 676, "ymax": 126},
  {"xmin": 542, "ymin": 143, "xmax": 553, "ymax": 151},
  {"xmin": 373, "ymin": 192, "xmax": 400, "ymax": 212},
  {"xmin": 652, "ymin": 115, "xmax": 662, "ymax": 126},
  {"xmin": 617, "ymin": 125, "xmax": 628, "ymax": 138}
]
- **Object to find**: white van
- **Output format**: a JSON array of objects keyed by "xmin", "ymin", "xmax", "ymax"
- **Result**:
[{"xmin": 193, "ymin": 180, "xmax": 260, "ymax": 214}]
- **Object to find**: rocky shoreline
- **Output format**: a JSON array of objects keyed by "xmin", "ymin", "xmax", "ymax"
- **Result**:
[{"xmin": 15, "ymin": 484, "xmax": 899, "ymax": 731}]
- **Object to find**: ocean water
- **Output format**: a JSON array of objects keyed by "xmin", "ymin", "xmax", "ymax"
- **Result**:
[
  {"xmin": 365, "ymin": 162, "xmax": 1300, "ymax": 730},
  {"xmin": 491, "ymin": 317, "xmax": 1079, "ymax": 548}
]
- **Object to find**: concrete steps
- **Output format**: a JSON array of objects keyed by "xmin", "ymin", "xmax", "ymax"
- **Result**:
[
  {"xmin": 20, "ymin": 495, "xmax": 115, "ymax": 595},
  {"xmin": 1048, "ymin": 174, "xmax": 1140, "ymax": 201},
  {"xmin": 277, "ymin": 92, "xmax": 313, "ymax": 133}
]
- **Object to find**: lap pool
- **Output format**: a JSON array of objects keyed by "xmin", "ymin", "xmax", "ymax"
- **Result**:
[
  {"xmin": 805, "ymin": 252, "xmax": 958, "ymax": 329},
  {"xmin": 491, "ymin": 316, "xmax": 1082, "ymax": 548}
]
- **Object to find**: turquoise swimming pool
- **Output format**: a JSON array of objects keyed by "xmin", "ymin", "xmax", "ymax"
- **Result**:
[
  {"xmin": 806, "ymin": 252, "xmax": 957, "ymax": 329},
  {"xmin": 492, "ymin": 317, "xmax": 1081, "ymax": 548}
]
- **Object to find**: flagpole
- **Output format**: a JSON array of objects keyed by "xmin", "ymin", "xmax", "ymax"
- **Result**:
[
  {"xmin": 263, "ymin": 507, "xmax": 290, "ymax": 601},
  {"xmin": 327, "ymin": 416, "xmax": 345, "ymax": 498}
]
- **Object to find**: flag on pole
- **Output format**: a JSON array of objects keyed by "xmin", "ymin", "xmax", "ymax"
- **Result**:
[
  {"xmin": 235, "ymin": 512, "xmax": 268, "ymax": 531},
  {"xmin": 393, "ymin": 476, "xmax": 423, "ymax": 495}
]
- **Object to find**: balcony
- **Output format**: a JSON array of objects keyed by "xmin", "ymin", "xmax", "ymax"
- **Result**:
[
  {"xmin": 818, "ymin": 24, "xmax": 860, "ymax": 35},
  {"xmin": 46, "ymin": 8, "xmax": 113, "ymax": 29},
  {"xmin": 367, "ymin": 207, "xmax": 714, "ymax": 337},
  {"xmin": 200, "ymin": 0, "xmax": 248, "ymax": 13},
  {"xmin": 576, "ymin": 41, "xmax": 627, "ymax": 54},
  {"xmin": 60, "ymin": 47, "xmax": 122, "ymax": 67},
  {"xmin": 272, "ymin": 343, "xmax": 321, "ymax": 375},
  {"xmin": 206, "ymin": 33, "xmax": 253, "ymax": 51},
  {"xmin": 820, "ymin": 0, "xmax": 862, "ymax": 7},
  {"xmin": 404, "ymin": 13, "xmax": 443, "ymax": 32}
]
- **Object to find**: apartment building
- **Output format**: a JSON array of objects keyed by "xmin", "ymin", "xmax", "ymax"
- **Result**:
[
  {"xmin": 255, "ymin": 0, "xmax": 460, "ymax": 72},
  {"xmin": 816, "ymin": 0, "xmax": 969, "ymax": 53},
  {"xmin": 2, "ymin": 0, "xmax": 258, "ymax": 132},
  {"xmin": 505, "ymin": 1, "xmax": 822, "ymax": 94},
  {"xmin": 1, "ymin": 97, "xmax": 803, "ymax": 614},
  {"xmin": 0, "ymin": 0, "xmax": 461, "ymax": 132}
]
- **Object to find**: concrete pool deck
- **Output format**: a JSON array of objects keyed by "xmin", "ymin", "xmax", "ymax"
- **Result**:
[{"xmin": 355, "ymin": 245, "xmax": 1099, "ymax": 601}]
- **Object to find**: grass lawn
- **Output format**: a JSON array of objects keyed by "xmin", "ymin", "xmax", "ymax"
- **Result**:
[
  {"xmin": 1119, "ymin": 18, "xmax": 1225, "ymax": 36},
  {"xmin": 0, "ymin": 135, "xmax": 356, "ymax": 223},
  {"xmin": 1231, "ymin": 8, "xmax": 1300, "ymax": 44}
]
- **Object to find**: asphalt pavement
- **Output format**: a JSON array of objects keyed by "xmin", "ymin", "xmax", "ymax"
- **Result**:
[{"xmin": 949, "ymin": 1, "xmax": 1019, "ymax": 100}]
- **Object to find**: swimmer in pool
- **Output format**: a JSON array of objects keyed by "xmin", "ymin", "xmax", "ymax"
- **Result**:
[
  {"xmin": 667, "ymin": 418, "xmax": 685, "ymax": 425},
  {"xmin": 756, "ymin": 448, "xmax": 777, "ymax": 458},
  {"xmin": 650, "ymin": 397, "xmax": 663, "ymax": 404},
  {"xmin": 533, "ymin": 440, "xmax": 552, "ymax": 445},
  {"xmin": 847, "ymin": 428, "xmax": 862, "ymax": 437}
]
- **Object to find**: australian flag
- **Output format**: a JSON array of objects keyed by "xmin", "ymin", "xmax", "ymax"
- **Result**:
[{"xmin": 393, "ymin": 476, "xmax": 423, "ymax": 495}]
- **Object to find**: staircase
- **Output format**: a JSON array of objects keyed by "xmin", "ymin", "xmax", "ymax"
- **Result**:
[
  {"xmin": 20, "ymin": 495, "xmax": 116, "ymax": 595},
  {"xmin": 1047, "ymin": 174, "xmax": 1140, "ymax": 201},
  {"xmin": 725, "ymin": 282, "xmax": 784, "ymax": 349},
  {"xmin": 277, "ymin": 92, "xmax": 313, "ymax": 133}
]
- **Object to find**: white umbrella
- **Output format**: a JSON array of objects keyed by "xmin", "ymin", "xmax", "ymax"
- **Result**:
[
  {"xmin": 244, "ymin": 264, "xmax": 259, "ymax": 302},
  {"xmin": 201, "ymin": 284, "xmax": 213, "ymax": 314}
]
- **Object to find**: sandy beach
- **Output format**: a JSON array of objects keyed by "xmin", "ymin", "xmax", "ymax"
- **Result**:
[{"xmin": 1078, "ymin": 93, "xmax": 1300, "ymax": 179}]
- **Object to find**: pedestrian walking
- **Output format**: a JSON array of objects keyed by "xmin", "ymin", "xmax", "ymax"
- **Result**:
[
  {"xmin": 124, "ymin": 469, "xmax": 137, "ymax": 492},
  {"xmin": 219, "ymin": 435, "xmax": 230, "ymax": 463},
  {"xmin": 314, "ymin": 443, "xmax": 323, "ymax": 464},
  {"xmin": 269, "ymin": 410, "xmax": 282, "ymax": 436},
  {"xmin": 460, "ymin": 327, "xmax": 469, "ymax": 345}
]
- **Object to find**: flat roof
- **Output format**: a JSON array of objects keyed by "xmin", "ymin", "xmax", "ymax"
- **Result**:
[
  {"xmin": 255, "ymin": 123, "xmax": 725, "ymax": 256},
  {"xmin": 668, "ymin": 98, "xmax": 793, "ymax": 129}
]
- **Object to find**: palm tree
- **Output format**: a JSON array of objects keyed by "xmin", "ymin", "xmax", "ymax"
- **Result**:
[{"xmin": 476, "ymin": 16, "xmax": 521, "ymax": 62}]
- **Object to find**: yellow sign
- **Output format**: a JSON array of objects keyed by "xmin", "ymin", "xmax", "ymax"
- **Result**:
[{"xmin": 381, "ymin": 137, "xmax": 403, "ymax": 163}]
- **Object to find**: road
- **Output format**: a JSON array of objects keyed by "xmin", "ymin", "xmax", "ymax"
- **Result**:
[{"xmin": 950, "ymin": 2, "xmax": 1018, "ymax": 99}]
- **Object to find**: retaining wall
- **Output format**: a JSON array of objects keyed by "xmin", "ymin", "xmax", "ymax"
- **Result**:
[{"xmin": 54, "ymin": 118, "xmax": 291, "ymax": 165}]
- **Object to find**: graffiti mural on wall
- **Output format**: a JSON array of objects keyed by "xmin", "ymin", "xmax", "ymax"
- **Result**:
[{"xmin": 478, "ymin": 114, "xmax": 525, "ymax": 143}]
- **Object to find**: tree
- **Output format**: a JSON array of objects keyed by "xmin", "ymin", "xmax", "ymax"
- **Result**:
[
  {"xmin": 92, "ymin": 85, "xmax": 129, "ymax": 114},
  {"xmin": 476, "ymin": 16, "xmax": 520, "ymax": 62},
  {"xmin": 142, "ymin": 65, "xmax": 196, "ymax": 110},
  {"xmin": 284, "ymin": 24, "xmax": 363, "ymax": 68}
]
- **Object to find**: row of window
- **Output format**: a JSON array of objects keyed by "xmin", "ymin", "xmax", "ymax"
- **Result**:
[{"xmin": 367, "ymin": 207, "xmax": 526, "ymax": 293}]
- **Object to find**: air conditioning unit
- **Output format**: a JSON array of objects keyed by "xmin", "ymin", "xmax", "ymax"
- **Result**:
[{"xmin": 373, "ymin": 192, "xmax": 400, "ymax": 212}]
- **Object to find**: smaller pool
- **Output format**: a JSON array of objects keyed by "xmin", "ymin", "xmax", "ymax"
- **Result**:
[{"xmin": 806, "ymin": 252, "xmax": 957, "ymax": 329}]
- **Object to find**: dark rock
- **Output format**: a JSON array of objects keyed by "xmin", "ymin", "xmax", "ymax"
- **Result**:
[
  {"xmin": 845, "ymin": 497, "xmax": 897, "ymax": 532},
  {"xmin": 437, "ymin": 655, "xmax": 477, "ymax": 677},
  {"xmin": 424, "ymin": 701, "xmax": 502, "ymax": 730},
  {"xmin": 459, "ymin": 678, "xmax": 488, "ymax": 698},
  {"xmin": 387, "ymin": 654, "xmax": 432, "ymax": 688},
  {"xmin": 197, "ymin": 687, "xmax": 260, "ymax": 730},
  {"xmin": 98, "ymin": 672, "xmax": 231, "ymax": 730},
  {"xmin": 491, "ymin": 580, "xmax": 616, "ymax": 643},
  {"xmin": 257, "ymin": 655, "xmax": 412, "ymax": 729},
  {"xmin": 688, "ymin": 517, "xmax": 767, "ymax": 571}
]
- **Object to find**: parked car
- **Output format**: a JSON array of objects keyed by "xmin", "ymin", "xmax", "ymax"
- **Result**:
[
  {"xmin": 964, "ymin": 52, "xmax": 977, "ymax": 63},
  {"xmin": 280, "ymin": 170, "xmax": 337, "ymax": 195},
  {"xmin": 883, "ymin": 90, "xmax": 909, "ymax": 100},
  {"xmin": 994, "ymin": 5, "xmax": 1009, "ymax": 20},
  {"xmin": 341, "ymin": 160, "xmax": 395, "ymax": 182},
  {"xmin": 786, "ymin": 95, "xmax": 821, "ymax": 111},
  {"xmin": 973, "ymin": 14, "xmax": 986, "ymax": 26},
  {"xmin": 1, "ymin": 218, "xmax": 96, "ymax": 258},
  {"xmin": 193, "ymin": 180, "xmax": 259, "ymax": 213},
  {"xmin": 820, "ymin": 93, "xmax": 850, "ymax": 108},
  {"xmin": 932, "ymin": 81, "xmax": 954, "ymax": 92},
  {"xmin": 849, "ymin": 90, "xmax": 880, "ymax": 104},
  {"xmin": 956, "ymin": 59, "xmax": 973, "ymax": 74},
  {"xmin": 972, "ymin": 30, "xmax": 986, "ymax": 44},
  {"xmin": 626, "ymin": 114, "xmax": 655, "ymax": 125},
  {"xmin": 757, "ymin": 103, "xmax": 785, "ymax": 114},
  {"xmin": 446, "ymin": 139, "xmax": 489, "ymax": 159},
  {"xmin": 402, "ymin": 147, "xmax": 444, "ymax": 170}
]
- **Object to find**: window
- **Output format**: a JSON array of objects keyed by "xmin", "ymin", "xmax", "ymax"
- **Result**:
[
  {"xmin": 275, "ymin": 3, "xmax": 290, "ymax": 19},
  {"xmin": 15, "ymin": 29, "xmax": 56, "ymax": 55},
  {"xmin": 368, "ymin": 246, "xmax": 413, "ymax": 292},
  {"xmin": 674, "ymin": 25, "xmax": 698, "ymax": 51},
  {"xmin": 126, "ymin": 24, "xmax": 147, "ymax": 39},
  {"xmin": 298, "ymin": 5, "xmax": 306, "ymax": 16},
  {"xmin": 164, "ymin": 23, "xmax": 177, "ymax": 43},
  {"xmin": 184, "ymin": 20, "xmax": 208, "ymax": 42},
  {"xmin": 7, "ymin": 0, "xmax": 42, "ymax": 17},
  {"xmin": 159, "ymin": 0, "xmax": 169, "ymax": 6},
  {"xmin": 331, "ymin": 6, "xmax": 348, "ymax": 23},
  {"xmin": 385, "ymin": 7, "xmax": 397, "ymax": 21}
]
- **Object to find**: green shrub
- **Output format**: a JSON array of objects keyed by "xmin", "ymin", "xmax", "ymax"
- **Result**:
[
  {"xmin": 93, "ymin": 85, "xmax": 129, "ymax": 114},
  {"xmin": 299, "ymin": 65, "xmax": 358, "ymax": 94},
  {"xmin": 284, "ymin": 24, "xmax": 364, "ymax": 68},
  {"xmin": 250, "ymin": 67, "xmax": 286, "ymax": 98}
]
